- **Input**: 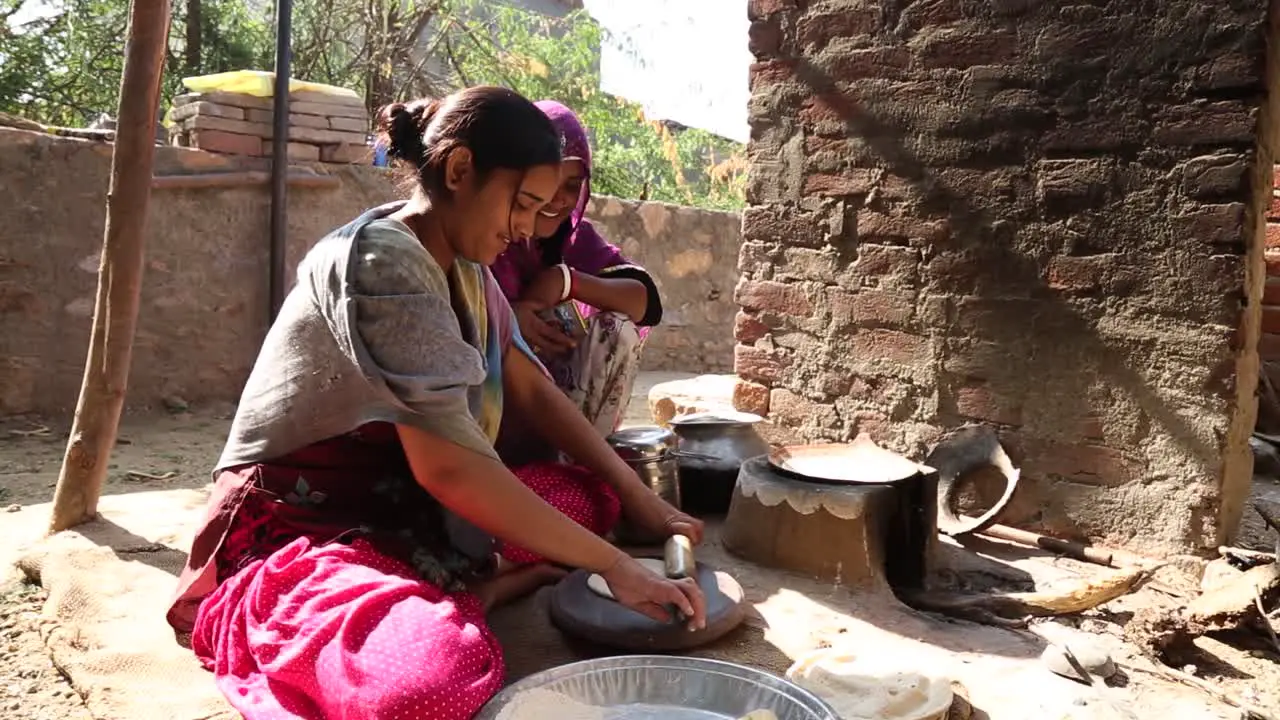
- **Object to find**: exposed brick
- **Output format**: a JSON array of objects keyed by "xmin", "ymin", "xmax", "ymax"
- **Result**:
[
  {"xmin": 900, "ymin": 0, "xmax": 966, "ymax": 30},
  {"xmin": 798, "ymin": 93, "xmax": 847, "ymax": 135},
  {"xmin": 827, "ymin": 287, "xmax": 915, "ymax": 329},
  {"xmin": 1184, "ymin": 53, "xmax": 1260, "ymax": 93},
  {"xmin": 749, "ymin": 60, "xmax": 798, "ymax": 92},
  {"xmin": 954, "ymin": 384, "xmax": 1023, "ymax": 426},
  {"xmin": 823, "ymin": 47, "xmax": 912, "ymax": 80},
  {"xmin": 1180, "ymin": 154, "xmax": 1248, "ymax": 200},
  {"xmin": 918, "ymin": 30, "xmax": 1018, "ymax": 69},
  {"xmin": 749, "ymin": 16, "xmax": 784, "ymax": 58},
  {"xmin": 1264, "ymin": 280, "xmax": 1280, "ymax": 306},
  {"xmin": 769, "ymin": 388, "xmax": 839, "ymax": 429},
  {"xmin": 262, "ymin": 140, "xmax": 320, "ymax": 162},
  {"xmin": 943, "ymin": 340, "xmax": 1011, "ymax": 381},
  {"xmin": 735, "ymin": 278, "xmax": 813, "ymax": 315},
  {"xmin": 732, "ymin": 379, "xmax": 771, "ymax": 416},
  {"xmin": 329, "ymin": 116, "xmax": 369, "ymax": 133},
  {"xmin": 1173, "ymin": 203, "xmax": 1247, "ymax": 250},
  {"xmin": 1045, "ymin": 254, "xmax": 1138, "ymax": 295},
  {"xmin": 170, "ymin": 101, "xmax": 245, "ymax": 122},
  {"xmin": 187, "ymin": 129, "xmax": 263, "ymax": 156},
  {"xmin": 855, "ymin": 245, "xmax": 921, "ymax": 284},
  {"xmin": 747, "ymin": 0, "xmax": 795, "ymax": 20},
  {"xmin": 857, "ymin": 209, "xmax": 949, "ymax": 244},
  {"xmin": 734, "ymin": 311, "xmax": 770, "ymax": 343},
  {"xmin": 1271, "ymin": 194, "xmax": 1280, "ymax": 221},
  {"xmin": 795, "ymin": 7, "xmax": 881, "ymax": 50},
  {"xmin": 803, "ymin": 169, "xmax": 877, "ymax": 197},
  {"xmin": 1023, "ymin": 441, "xmax": 1133, "ymax": 488},
  {"xmin": 320, "ymin": 144, "xmax": 368, "ymax": 164},
  {"xmin": 851, "ymin": 329, "xmax": 931, "ymax": 367},
  {"xmin": 1152, "ymin": 101, "xmax": 1257, "ymax": 147},
  {"xmin": 1036, "ymin": 159, "xmax": 1112, "ymax": 211},
  {"xmin": 1044, "ymin": 117, "xmax": 1147, "ymax": 153},
  {"xmin": 741, "ymin": 205, "xmax": 825, "ymax": 247},
  {"xmin": 1268, "ymin": 223, "xmax": 1280, "ymax": 250},
  {"xmin": 246, "ymin": 109, "xmax": 330, "ymax": 129},
  {"xmin": 735, "ymin": 344, "xmax": 790, "ymax": 384}
]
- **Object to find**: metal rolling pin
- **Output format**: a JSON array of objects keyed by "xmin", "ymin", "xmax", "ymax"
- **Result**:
[{"xmin": 663, "ymin": 534, "xmax": 696, "ymax": 580}]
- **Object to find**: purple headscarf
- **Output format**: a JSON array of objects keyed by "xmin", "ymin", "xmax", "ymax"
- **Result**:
[{"xmin": 490, "ymin": 101, "xmax": 632, "ymax": 303}]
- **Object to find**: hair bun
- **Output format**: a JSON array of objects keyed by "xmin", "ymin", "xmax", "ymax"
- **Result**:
[{"xmin": 378, "ymin": 100, "xmax": 439, "ymax": 166}]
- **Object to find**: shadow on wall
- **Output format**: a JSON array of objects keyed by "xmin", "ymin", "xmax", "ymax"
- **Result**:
[{"xmin": 755, "ymin": 17, "xmax": 1276, "ymax": 549}]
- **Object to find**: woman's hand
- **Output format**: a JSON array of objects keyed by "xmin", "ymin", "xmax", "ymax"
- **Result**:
[
  {"xmin": 623, "ymin": 490, "xmax": 705, "ymax": 545},
  {"xmin": 512, "ymin": 300, "xmax": 574, "ymax": 356},
  {"xmin": 600, "ymin": 554, "xmax": 707, "ymax": 630}
]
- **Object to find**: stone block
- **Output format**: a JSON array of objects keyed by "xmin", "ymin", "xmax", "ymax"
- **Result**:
[
  {"xmin": 320, "ymin": 144, "xmax": 369, "ymax": 164},
  {"xmin": 173, "ymin": 92, "xmax": 273, "ymax": 111},
  {"xmin": 1152, "ymin": 101, "xmax": 1257, "ymax": 147},
  {"xmin": 849, "ymin": 329, "xmax": 931, "ymax": 373},
  {"xmin": 802, "ymin": 169, "xmax": 877, "ymax": 197},
  {"xmin": 916, "ymin": 29, "xmax": 1018, "ymax": 69},
  {"xmin": 795, "ymin": 6, "xmax": 880, "ymax": 50},
  {"xmin": 1173, "ymin": 203, "xmax": 1247, "ymax": 250},
  {"xmin": 734, "ymin": 311, "xmax": 770, "ymax": 343},
  {"xmin": 1179, "ymin": 154, "xmax": 1248, "ymax": 201},
  {"xmin": 646, "ymin": 374, "xmax": 737, "ymax": 427},
  {"xmin": 821, "ymin": 47, "xmax": 912, "ymax": 80},
  {"xmin": 856, "ymin": 208, "xmax": 949, "ymax": 244},
  {"xmin": 734, "ymin": 278, "xmax": 812, "ymax": 315},
  {"xmin": 328, "ymin": 116, "xmax": 369, "ymax": 133},
  {"xmin": 170, "ymin": 101, "xmax": 245, "ymax": 122},
  {"xmin": 732, "ymin": 379, "xmax": 771, "ymax": 416},
  {"xmin": 852, "ymin": 245, "xmax": 921, "ymax": 287},
  {"xmin": 285, "ymin": 100, "xmax": 370, "ymax": 120},
  {"xmin": 261, "ymin": 140, "xmax": 320, "ymax": 161},
  {"xmin": 187, "ymin": 129, "xmax": 263, "ymax": 156},
  {"xmin": 734, "ymin": 344, "xmax": 789, "ymax": 384},
  {"xmin": 289, "ymin": 90, "xmax": 364, "ymax": 107},
  {"xmin": 245, "ymin": 109, "xmax": 330, "ymax": 129},
  {"xmin": 826, "ymin": 287, "xmax": 916, "ymax": 330},
  {"xmin": 183, "ymin": 115, "xmax": 272, "ymax": 139}
]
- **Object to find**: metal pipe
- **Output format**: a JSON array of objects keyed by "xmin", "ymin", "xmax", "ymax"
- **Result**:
[{"xmin": 268, "ymin": 0, "xmax": 294, "ymax": 321}]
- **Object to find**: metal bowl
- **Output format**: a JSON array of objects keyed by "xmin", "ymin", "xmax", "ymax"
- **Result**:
[{"xmin": 476, "ymin": 655, "xmax": 839, "ymax": 720}]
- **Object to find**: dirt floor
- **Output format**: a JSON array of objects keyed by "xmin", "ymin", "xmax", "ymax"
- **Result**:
[{"xmin": 2, "ymin": 392, "xmax": 1280, "ymax": 719}]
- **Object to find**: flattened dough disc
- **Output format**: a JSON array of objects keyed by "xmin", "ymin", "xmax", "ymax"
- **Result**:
[
  {"xmin": 586, "ymin": 557, "xmax": 666, "ymax": 599},
  {"xmin": 549, "ymin": 556, "xmax": 746, "ymax": 652}
]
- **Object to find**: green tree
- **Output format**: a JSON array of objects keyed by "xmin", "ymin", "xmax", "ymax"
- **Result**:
[{"xmin": 445, "ymin": 1, "xmax": 745, "ymax": 210}]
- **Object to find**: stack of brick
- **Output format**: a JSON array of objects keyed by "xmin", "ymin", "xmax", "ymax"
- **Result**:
[
  {"xmin": 168, "ymin": 91, "xmax": 370, "ymax": 164},
  {"xmin": 1263, "ymin": 165, "xmax": 1280, "ymax": 361}
]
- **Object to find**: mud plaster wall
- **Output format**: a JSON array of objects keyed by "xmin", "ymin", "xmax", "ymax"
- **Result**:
[
  {"xmin": 0, "ymin": 128, "xmax": 740, "ymax": 416},
  {"xmin": 736, "ymin": 0, "xmax": 1280, "ymax": 553}
]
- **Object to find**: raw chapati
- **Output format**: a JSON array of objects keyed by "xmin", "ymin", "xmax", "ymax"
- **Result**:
[{"xmin": 585, "ymin": 558, "xmax": 667, "ymax": 600}]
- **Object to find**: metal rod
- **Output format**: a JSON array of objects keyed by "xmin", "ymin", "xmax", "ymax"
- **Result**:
[{"xmin": 268, "ymin": 0, "xmax": 294, "ymax": 321}]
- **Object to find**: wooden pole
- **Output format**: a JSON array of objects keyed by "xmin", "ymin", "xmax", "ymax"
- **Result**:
[{"xmin": 48, "ymin": 0, "xmax": 170, "ymax": 532}]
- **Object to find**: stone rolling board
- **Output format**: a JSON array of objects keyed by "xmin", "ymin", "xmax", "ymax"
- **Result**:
[{"xmin": 169, "ymin": 91, "xmax": 371, "ymax": 164}]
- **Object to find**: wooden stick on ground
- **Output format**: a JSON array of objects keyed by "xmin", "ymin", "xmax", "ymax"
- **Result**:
[{"xmin": 47, "ymin": 0, "xmax": 170, "ymax": 533}]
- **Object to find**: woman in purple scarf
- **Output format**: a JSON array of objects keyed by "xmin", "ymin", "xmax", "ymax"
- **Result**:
[{"xmin": 492, "ymin": 100, "xmax": 662, "ymax": 457}]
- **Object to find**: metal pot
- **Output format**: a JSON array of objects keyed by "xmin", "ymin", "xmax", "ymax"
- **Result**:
[
  {"xmin": 606, "ymin": 425, "xmax": 682, "ymax": 509},
  {"xmin": 668, "ymin": 411, "xmax": 770, "ymax": 515}
]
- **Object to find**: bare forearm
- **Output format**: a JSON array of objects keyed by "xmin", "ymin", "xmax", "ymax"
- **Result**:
[
  {"xmin": 396, "ymin": 425, "xmax": 624, "ymax": 572},
  {"xmin": 570, "ymin": 270, "xmax": 647, "ymax": 323}
]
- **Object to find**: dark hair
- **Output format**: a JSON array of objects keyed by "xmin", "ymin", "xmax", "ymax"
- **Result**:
[{"xmin": 376, "ymin": 86, "xmax": 563, "ymax": 198}]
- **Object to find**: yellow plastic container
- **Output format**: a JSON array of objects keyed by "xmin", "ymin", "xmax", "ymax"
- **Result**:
[{"xmin": 180, "ymin": 70, "xmax": 360, "ymax": 100}]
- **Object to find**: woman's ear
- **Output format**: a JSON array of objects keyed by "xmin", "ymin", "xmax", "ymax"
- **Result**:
[{"xmin": 443, "ymin": 146, "xmax": 474, "ymax": 192}]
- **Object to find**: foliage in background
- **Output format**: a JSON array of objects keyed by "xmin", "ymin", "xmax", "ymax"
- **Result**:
[{"xmin": 0, "ymin": 0, "xmax": 745, "ymax": 209}]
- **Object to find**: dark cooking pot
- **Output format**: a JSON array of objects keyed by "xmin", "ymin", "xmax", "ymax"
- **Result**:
[{"xmin": 668, "ymin": 411, "xmax": 769, "ymax": 516}]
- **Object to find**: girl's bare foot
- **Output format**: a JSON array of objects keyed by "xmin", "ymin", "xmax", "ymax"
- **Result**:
[{"xmin": 472, "ymin": 563, "xmax": 568, "ymax": 613}]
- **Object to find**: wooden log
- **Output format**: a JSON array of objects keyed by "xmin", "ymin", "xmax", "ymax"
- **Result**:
[{"xmin": 48, "ymin": 0, "xmax": 170, "ymax": 532}]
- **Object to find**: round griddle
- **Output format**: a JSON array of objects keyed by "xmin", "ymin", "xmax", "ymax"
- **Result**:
[
  {"xmin": 548, "ymin": 557, "xmax": 746, "ymax": 652},
  {"xmin": 768, "ymin": 433, "xmax": 923, "ymax": 486}
]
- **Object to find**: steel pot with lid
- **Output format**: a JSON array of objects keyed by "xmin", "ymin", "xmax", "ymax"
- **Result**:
[
  {"xmin": 668, "ymin": 410, "xmax": 770, "ymax": 515},
  {"xmin": 606, "ymin": 425, "xmax": 682, "ymax": 510}
]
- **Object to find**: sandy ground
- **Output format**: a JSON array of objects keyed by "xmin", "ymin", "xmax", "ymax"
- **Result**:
[{"xmin": 2, "ymin": 373, "xmax": 1279, "ymax": 719}]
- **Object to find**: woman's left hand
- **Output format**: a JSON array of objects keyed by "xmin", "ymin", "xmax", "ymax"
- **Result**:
[{"xmin": 624, "ymin": 491, "xmax": 705, "ymax": 545}]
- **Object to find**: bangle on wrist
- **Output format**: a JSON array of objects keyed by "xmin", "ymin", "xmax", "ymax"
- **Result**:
[{"xmin": 557, "ymin": 263, "xmax": 573, "ymax": 302}]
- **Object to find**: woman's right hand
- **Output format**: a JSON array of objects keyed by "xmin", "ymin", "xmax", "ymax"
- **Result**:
[
  {"xmin": 600, "ymin": 554, "xmax": 707, "ymax": 630},
  {"xmin": 513, "ymin": 301, "xmax": 575, "ymax": 357}
]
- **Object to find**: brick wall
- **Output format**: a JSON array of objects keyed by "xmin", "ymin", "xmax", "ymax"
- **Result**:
[{"xmin": 737, "ymin": 0, "xmax": 1280, "ymax": 553}]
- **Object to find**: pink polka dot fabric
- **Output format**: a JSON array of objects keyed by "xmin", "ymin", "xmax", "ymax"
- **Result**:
[
  {"xmin": 191, "ymin": 461, "xmax": 621, "ymax": 720},
  {"xmin": 499, "ymin": 462, "xmax": 622, "ymax": 565}
]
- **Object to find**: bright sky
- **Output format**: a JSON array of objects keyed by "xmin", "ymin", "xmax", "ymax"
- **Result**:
[{"xmin": 583, "ymin": 0, "xmax": 751, "ymax": 143}]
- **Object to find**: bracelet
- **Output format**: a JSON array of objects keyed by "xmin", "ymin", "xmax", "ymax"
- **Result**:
[{"xmin": 557, "ymin": 263, "xmax": 573, "ymax": 302}]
